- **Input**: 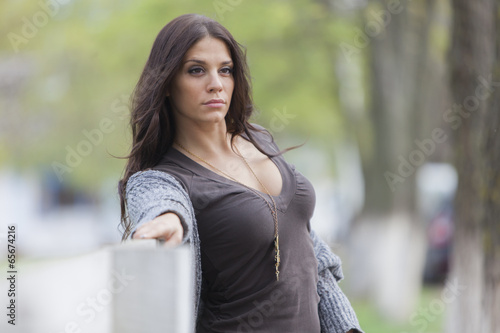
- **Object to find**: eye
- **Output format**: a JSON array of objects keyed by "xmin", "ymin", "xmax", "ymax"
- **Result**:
[
  {"xmin": 220, "ymin": 66, "xmax": 233, "ymax": 76},
  {"xmin": 188, "ymin": 66, "xmax": 204, "ymax": 75}
]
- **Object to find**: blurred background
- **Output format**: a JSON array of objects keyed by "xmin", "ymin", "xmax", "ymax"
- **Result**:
[{"xmin": 0, "ymin": 0, "xmax": 499, "ymax": 332}]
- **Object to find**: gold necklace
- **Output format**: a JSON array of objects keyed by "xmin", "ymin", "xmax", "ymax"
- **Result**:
[{"xmin": 175, "ymin": 141, "xmax": 281, "ymax": 281}]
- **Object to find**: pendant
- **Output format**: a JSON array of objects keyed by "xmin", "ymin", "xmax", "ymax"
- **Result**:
[{"xmin": 274, "ymin": 235, "xmax": 280, "ymax": 281}]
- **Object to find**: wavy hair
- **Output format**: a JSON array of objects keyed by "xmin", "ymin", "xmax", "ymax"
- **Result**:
[{"xmin": 118, "ymin": 14, "xmax": 271, "ymax": 239}]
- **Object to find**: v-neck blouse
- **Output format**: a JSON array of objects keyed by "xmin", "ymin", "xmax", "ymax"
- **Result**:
[
  {"xmin": 168, "ymin": 136, "xmax": 294, "ymax": 213},
  {"xmin": 153, "ymin": 128, "xmax": 321, "ymax": 333}
]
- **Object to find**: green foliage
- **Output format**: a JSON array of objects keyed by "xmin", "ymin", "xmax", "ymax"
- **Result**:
[
  {"xmin": 352, "ymin": 286, "xmax": 444, "ymax": 333},
  {"xmin": 0, "ymin": 0, "xmax": 352, "ymax": 190}
]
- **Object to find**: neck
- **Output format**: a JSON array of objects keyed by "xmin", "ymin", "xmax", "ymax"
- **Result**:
[{"xmin": 174, "ymin": 120, "xmax": 235, "ymax": 157}]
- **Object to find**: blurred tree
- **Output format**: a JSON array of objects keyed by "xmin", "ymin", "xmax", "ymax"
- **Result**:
[
  {"xmin": 341, "ymin": 0, "xmax": 452, "ymax": 321},
  {"xmin": 448, "ymin": 0, "xmax": 500, "ymax": 331},
  {"xmin": 0, "ymin": 0, "xmax": 348, "ymax": 191}
]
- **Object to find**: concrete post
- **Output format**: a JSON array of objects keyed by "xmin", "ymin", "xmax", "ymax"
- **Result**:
[{"xmin": 111, "ymin": 240, "xmax": 193, "ymax": 333}]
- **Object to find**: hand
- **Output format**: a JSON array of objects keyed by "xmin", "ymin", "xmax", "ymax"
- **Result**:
[{"xmin": 132, "ymin": 212, "xmax": 184, "ymax": 248}]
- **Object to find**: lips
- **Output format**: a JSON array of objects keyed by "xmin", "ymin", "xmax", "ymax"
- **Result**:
[
  {"xmin": 203, "ymin": 98, "xmax": 226, "ymax": 108},
  {"xmin": 204, "ymin": 98, "xmax": 225, "ymax": 105}
]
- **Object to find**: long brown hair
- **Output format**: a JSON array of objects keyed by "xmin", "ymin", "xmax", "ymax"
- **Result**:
[{"xmin": 118, "ymin": 14, "xmax": 272, "ymax": 239}]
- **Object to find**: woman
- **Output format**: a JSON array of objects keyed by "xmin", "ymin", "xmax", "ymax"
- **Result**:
[{"xmin": 119, "ymin": 13, "xmax": 362, "ymax": 333}]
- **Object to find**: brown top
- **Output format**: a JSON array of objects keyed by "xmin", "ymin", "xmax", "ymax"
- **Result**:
[{"xmin": 153, "ymin": 128, "xmax": 321, "ymax": 333}]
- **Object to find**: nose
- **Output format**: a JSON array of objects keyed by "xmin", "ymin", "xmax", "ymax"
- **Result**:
[{"xmin": 207, "ymin": 71, "xmax": 223, "ymax": 93}]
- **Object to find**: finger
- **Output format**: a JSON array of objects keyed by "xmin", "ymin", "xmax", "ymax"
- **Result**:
[
  {"xmin": 132, "ymin": 213, "xmax": 183, "ymax": 243},
  {"xmin": 132, "ymin": 217, "xmax": 165, "ymax": 239},
  {"xmin": 132, "ymin": 223, "xmax": 155, "ymax": 239},
  {"xmin": 161, "ymin": 229, "xmax": 183, "ymax": 248},
  {"xmin": 150, "ymin": 222, "xmax": 180, "ymax": 243},
  {"xmin": 135, "ymin": 221, "xmax": 182, "ymax": 246}
]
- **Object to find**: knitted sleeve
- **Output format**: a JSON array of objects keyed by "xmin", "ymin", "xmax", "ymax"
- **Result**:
[
  {"xmin": 311, "ymin": 230, "xmax": 363, "ymax": 333},
  {"xmin": 125, "ymin": 169, "xmax": 203, "ymax": 327},
  {"xmin": 125, "ymin": 169, "xmax": 193, "ymax": 241}
]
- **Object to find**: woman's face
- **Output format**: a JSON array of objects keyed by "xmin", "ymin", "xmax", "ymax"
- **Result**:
[{"xmin": 169, "ymin": 36, "xmax": 234, "ymax": 127}]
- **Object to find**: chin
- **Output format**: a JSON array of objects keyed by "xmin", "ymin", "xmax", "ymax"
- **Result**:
[{"xmin": 203, "ymin": 110, "xmax": 228, "ymax": 123}]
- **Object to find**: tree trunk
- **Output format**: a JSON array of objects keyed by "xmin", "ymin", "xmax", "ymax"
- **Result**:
[
  {"xmin": 448, "ymin": 0, "xmax": 500, "ymax": 331},
  {"xmin": 342, "ymin": 0, "xmax": 451, "ymax": 321},
  {"xmin": 481, "ymin": 74, "xmax": 500, "ymax": 332}
]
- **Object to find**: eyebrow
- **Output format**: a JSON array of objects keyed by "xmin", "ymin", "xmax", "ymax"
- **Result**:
[{"xmin": 184, "ymin": 59, "xmax": 233, "ymax": 65}]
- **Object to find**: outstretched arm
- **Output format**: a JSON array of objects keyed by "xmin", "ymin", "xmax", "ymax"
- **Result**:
[
  {"xmin": 126, "ymin": 170, "xmax": 194, "ymax": 244},
  {"xmin": 125, "ymin": 169, "xmax": 203, "ymax": 321}
]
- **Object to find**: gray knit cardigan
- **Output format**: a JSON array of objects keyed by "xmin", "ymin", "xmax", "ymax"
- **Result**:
[{"xmin": 126, "ymin": 169, "xmax": 363, "ymax": 333}]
